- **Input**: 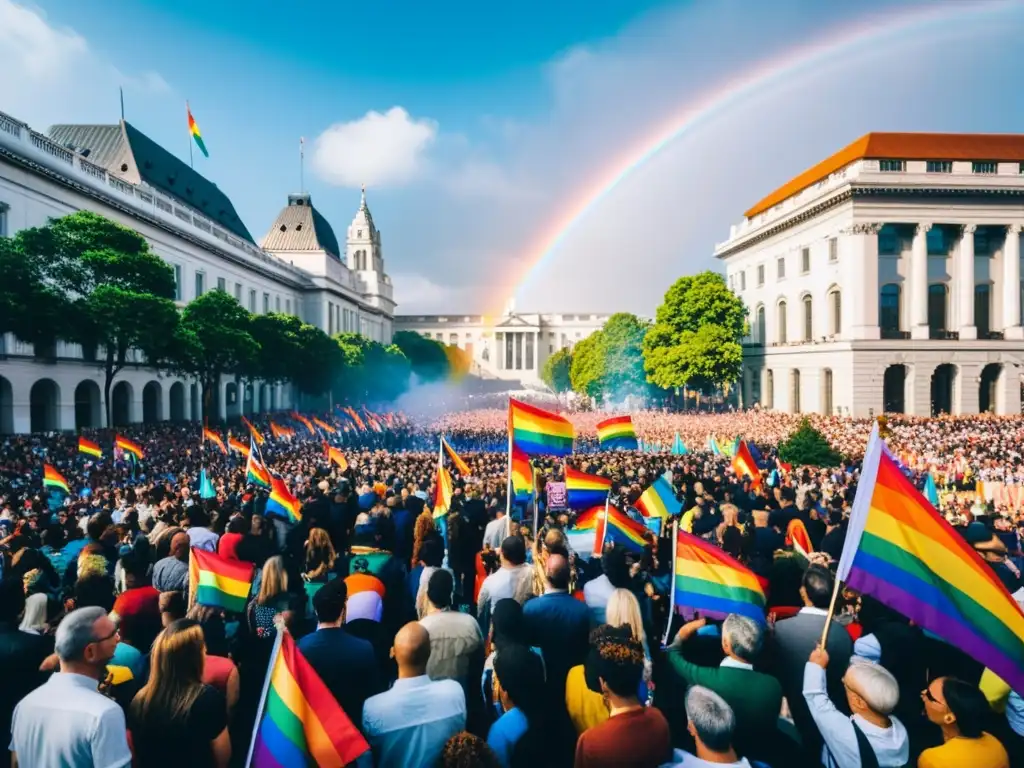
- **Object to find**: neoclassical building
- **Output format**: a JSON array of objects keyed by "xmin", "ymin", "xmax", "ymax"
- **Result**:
[
  {"xmin": 719, "ymin": 132, "xmax": 1024, "ymax": 416},
  {"xmin": 0, "ymin": 109, "xmax": 394, "ymax": 433},
  {"xmin": 394, "ymin": 302, "xmax": 611, "ymax": 387}
]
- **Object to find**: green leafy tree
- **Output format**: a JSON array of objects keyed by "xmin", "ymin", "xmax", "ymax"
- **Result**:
[
  {"xmin": 293, "ymin": 323, "xmax": 344, "ymax": 397},
  {"xmin": 541, "ymin": 347, "xmax": 573, "ymax": 393},
  {"xmin": 393, "ymin": 331, "xmax": 451, "ymax": 381},
  {"xmin": 643, "ymin": 271, "xmax": 747, "ymax": 392},
  {"xmin": 332, "ymin": 333, "xmax": 411, "ymax": 401},
  {"xmin": 178, "ymin": 291, "xmax": 259, "ymax": 421},
  {"xmin": 0, "ymin": 235, "xmax": 70, "ymax": 349},
  {"xmin": 250, "ymin": 313, "xmax": 303, "ymax": 386},
  {"xmin": 569, "ymin": 332, "xmax": 607, "ymax": 399},
  {"xmin": 778, "ymin": 418, "xmax": 842, "ymax": 467}
]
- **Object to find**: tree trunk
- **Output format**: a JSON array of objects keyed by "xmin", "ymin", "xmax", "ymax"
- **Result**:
[{"xmin": 103, "ymin": 347, "xmax": 116, "ymax": 428}]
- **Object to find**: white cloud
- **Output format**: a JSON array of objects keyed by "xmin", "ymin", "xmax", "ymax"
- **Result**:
[
  {"xmin": 0, "ymin": 0, "xmax": 168, "ymax": 128},
  {"xmin": 390, "ymin": 272, "xmax": 483, "ymax": 314},
  {"xmin": 312, "ymin": 107, "xmax": 437, "ymax": 188}
]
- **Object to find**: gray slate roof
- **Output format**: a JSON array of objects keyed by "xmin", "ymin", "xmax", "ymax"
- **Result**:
[{"xmin": 260, "ymin": 193, "xmax": 341, "ymax": 259}]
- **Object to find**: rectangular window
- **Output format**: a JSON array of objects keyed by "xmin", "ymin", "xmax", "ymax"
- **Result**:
[
  {"xmin": 801, "ymin": 247, "xmax": 810, "ymax": 274},
  {"xmin": 194, "ymin": 271, "xmax": 205, "ymax": 298},
  {"xmin": 286, "ymin": 298, "xmax": 291, "ymax": 315},
  {"xmin": 275, "ymin": 295, "xmax": 281, "ymax": 312},
  {"xmin": 777, "ymin": 257, "xmax": 786, "ymax": 280},
  {"xmin": 263, "ymin": 293, "xmax": 270, "ymax": 313},
  {"xmin": 740, "ymin": 271, "xmax": 746, "ymax": 291},
  {"xmin": 972, "ymin": 161, "xmax": 997, "ymax": 175},
  {"xmin": 926, "ymin": 160, "xmax": 952, "ymax": 173},
  {"xmin": 328, "ymin": 302, "xmax": 334, "ymax": 334},
  {"xmin": 0, "ymin": 202, "xmax": 8, "ymax": 237},
  {"xmin": 828, "ymin": 237, "xmax": 838, "ymax": 262},
  {"xmin": 879, "ymin": 159, "xmax": 905, "ymax": 172},
  {"xmin": 234, "ymin": 282, "xmax": 242, "ymax": 302},
  {"xmin": 249, "ymin": 289, "xmax": 256, "ymax": 312},
  {"xmin": 757, "ymin": 265, "xmax": 765, "ymax": 287},
  {"xmin": 216, "ymin": 276, "xmax": 226, "ymax": 292},
  {"xmin": 173, "ymin": 264, "xmax": 183, "ymax": 301}
]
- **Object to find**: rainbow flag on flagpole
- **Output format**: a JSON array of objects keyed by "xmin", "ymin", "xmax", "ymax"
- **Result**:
[
  {"xmin": 188, "ymin": 547, "xmax": 253, "ymax": 612},
  {"xmin": 433, "ymin": 463, "xmax": 454, "ymax": 519},
  {"xmin": 187, "ymin": 103, "xmax": 209, "ymax": 158},
  {"xmin": 595, "ymin": 415, "xmax": 638, "ymax": 450},
  {"xmin": 509, "ymin": 442, "xmax": 534, "ymax": 500},
  {"xmin": 241, "ymin": 415, "xmax": 265, "ymax": 445},
  {"xmin": 247, "ymin": 630, "xmax": 369, "ymax": 767},
  {"xmin": 43, "ymin": 464, "xmax": 71, "ymax": 495},
  {"xmin": 731, "ymin": 439, "xmax": 761, "ymax": 486},
  {"xmin": 509, "ymin": 398, "xmax": 574, "ymax": 456},
  {"xmin": 667, "ymin": 525, "xmax": 768, "ymax": 635},
  {"xmin": 566, "ymin": 506, "xmax": 603, "ymax": 558},
  {"xmin": 245, "ymin": 437, "xmax": 272, "ymax": 489},
  {"xmin": 837, "ymin": 425, "xmax": 1024, "ymax": 693},
  {"xmin": 441, "ymin": 437, "xmax": 471, "ymax": 476},
  {"xmin": 228, "ymin": 437, "xmax": 251, "ymax": 458},
  {"xmin": 267, "ymin": 475, "xmax": 302, "ymax": 523},
  {"xmin": 635, "ymin": 472, "xmax": 682, "ymax": 519},
  {"xmin": 596, "ymin": 503, "xmax": 649, "ymax": 554},
  {"xmin": 78, "ymin": 437, "xmax": 102, "ymax": 458},
  {"xmin": 115, "ymin": 435, "xmax": 144, "ymax": 460},
  {"xmin": 565, "ymin": 466, "xmax": 611, "ymax": 510}
]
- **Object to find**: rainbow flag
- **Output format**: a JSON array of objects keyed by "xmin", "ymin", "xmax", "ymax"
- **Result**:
[
  {"xmin": 203, "ymin": 428, "xmax": 227, "ymax": 455},
  {"xmin": 115, "ymin": 435, "xmax": 144, "ymax": 460},
  {"xmin": 188, "ymin": 547, "xmax": 252, "ymax": 612},
  {"xmin": 267, "ymin": 474, "xmax": 302, "ymax": 523},
  {"xmin": 270, "ymin": 421, "xmax": 295, "ymax": 440},
  {"xmin": 246, "ymin": 442, "xmax": 272, "ymax": 489},
  {"xmin": 566, "ymin": 506, "xmax": 603, "ymax": 558},
  {"xmin": 442, "ymin": 437, "xmax": 471, "ymax": 476},
  {"xmin": 433, "ymin": 464, "xmax": 453, "ymax": 519},
  {"xmin": 565, "ymin": 466, "xmax": 611, "ymax": 510},
  {"xmin": 595, "ymin": 415, "xmax": 638, "ymax": 450},
  {"xmin": 597, "ymin": 505, "xmax": 649, "ymax": 554},
  {"xmin": 837, "ymin": 428, "xmax": 1024, "ymax": 693},
  {"xmin": 509, "ymin": 398, "xmax": 574, "ymax": 456},
  {"xmin": 78, "ymin": 437, "xmax": 102, "ymax": 458},
  {"xmin": 187, "ymin": 104, "xmax": 208, "ymax": 158},
  {"xmin": 731, "ymin": 439, "xmax": 760, "ymax": 486},
  {"xmin": 342, "ymin": 407, "xmax": 366, "ymax": 431},
  {"xmin": 241, "ymin": 415, "xmax": 265, "ymax": 445},
  {"xmin": 292, "ymin": 412, "xmax": 315, "ymax": 435},
  {"xmin": 510, "ymin": 442, "xmax": 534, "ymax": 499},
  {"xmin": 671, "ymin": 527, "xmax": 767, "ymax": 624},
  {"xmin": 635, "ymin": 472, "xmax": 682, "ymax": 519},
  {"xmin": 312, "ymin": 417, "xmax": 336, "ymax": 434},
  {"xmin": 248, "ymin": 630, "xmax": 369, "ymax": 767},
  {"xmin": 228, "ymin": 437, "xmax": 251, "ymax": 458},
  {"xmin": 43, "ymin": 464, "xmax": 70, "ymax": 494},
  {"xmin": 324, "ymin": 443, "xmax": 348, "ymax": 471}
]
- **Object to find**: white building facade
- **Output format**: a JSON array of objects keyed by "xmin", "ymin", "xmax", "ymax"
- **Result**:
[
  {"xmin": 0, "ymin": 109, "xmax": 394, "ymax": 433},
  {"xmin": 394, "ymin": 306, "xmax": 611, "ymax": 387},
  {"xmin": 718, "ymin": 132, "xmax": 1024, "ymax": 417}
]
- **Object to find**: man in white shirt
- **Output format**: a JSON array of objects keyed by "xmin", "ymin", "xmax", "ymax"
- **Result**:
[
  {"xmin": 418, "ymin": 569, "xmax": 483, "ymax": 686},
  {"xmin": 803, "ymin": 646, "xmax": 909, "ymax": 768},
  {"xmin": 362, "ymin": 622, "xmax": 465, "ymax": 767},
  {"xmin": 482, "ymin": 511, "xmax": 507, "ymax": 552},
  {"xmin": 10, "ymin": 607, "xmax": 132, "ymax": 768},
  {"xmin": 476, "ymin": 536, "xmax": 532, "ymax": 614}
]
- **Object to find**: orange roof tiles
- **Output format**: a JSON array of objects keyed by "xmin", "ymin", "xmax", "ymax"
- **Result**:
[{"xmin": 744, "ymin": 132, "xmax": 1024, "ymax": 219}]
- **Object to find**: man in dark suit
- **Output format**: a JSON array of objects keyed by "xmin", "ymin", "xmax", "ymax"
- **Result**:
[
  {"xmin": 769, "ymin": 564, "xmax": 852, "ymax": 759},
  {"xmin": 523, "ymin": 554, "xmax": 590, "ymax": 697}
]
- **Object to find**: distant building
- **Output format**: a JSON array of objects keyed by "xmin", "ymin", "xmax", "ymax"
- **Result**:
[
  {"xmin": 0, "ymin": 110, "xmax": 394, "ymax": 433},
  {"xmin": 717, "ymin": 132, "xmax": 1024, "ymax": 416},
  {"xmin": 394, "ymin": 301, "xmax": 610, "ymax": 387}
]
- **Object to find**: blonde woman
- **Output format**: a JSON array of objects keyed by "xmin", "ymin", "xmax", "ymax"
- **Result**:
[
  {"xmin": 247, "ymin": 555, "xmax": 289, "ymax": 639},
  {"xmin": 128, "ymin": 619, "xmax": 230, "ymax": 768},
  {"xmin": 605, "ymin": 588, "xmax": 653, "ymax": 700}
]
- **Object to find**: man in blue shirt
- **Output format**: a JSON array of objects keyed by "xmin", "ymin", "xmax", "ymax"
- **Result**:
[{"xmin": 298, "ymin": 577, "xmax": 380, "ymax": 728}]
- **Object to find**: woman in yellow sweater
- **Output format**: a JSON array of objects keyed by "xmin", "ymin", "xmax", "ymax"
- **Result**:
[{"xmin": 918, "ymin": 677, "xmax": 1009, "ymax": 768}]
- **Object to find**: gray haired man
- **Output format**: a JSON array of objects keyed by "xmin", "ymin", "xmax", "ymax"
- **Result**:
[
  {"xmin": 9, "ymin": 607, "xmax": 131, "ymax": 768},
  {"xmin": 662, "ymin": 686, "xmax": 752, "ymax": 767}
]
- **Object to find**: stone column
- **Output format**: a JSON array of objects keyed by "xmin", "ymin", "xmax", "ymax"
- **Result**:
[
  {"xmin": 515, "ymin": 333, "xmax": 523, "ymax": 370},
  {"xmin": 843, "ymin": 224, "xmax": 881, "ymax": 339},
  {"xmin": 958, "ymin": 225, "xmax": 977, "ymax": 340},
  {"xmin": 495, "ymin": 333, "xmax": 503, "ymax": 370},
  {"xmin": 910, "ymin": 223, "xmax": 931, "ymax": 339},
  {"xmin": 1004, "ymin": 224, "xmax": 1023, "ymax": 339}
]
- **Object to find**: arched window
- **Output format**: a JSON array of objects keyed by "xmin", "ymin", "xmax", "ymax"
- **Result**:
[
  {"xmin": 827, "ymin": 288, "xmax": 842, "ymax": 335},
  {"xmin": 880, "ymin": 284, "xmax": 901, "ymax": 335},
  {"xmin": 777, "ymin": 301, "xmax": 788, "ymax": 344},
  {"xmin": 802, "ymin": 295, "xmax": 813, "ymax": 341},
  {"xmin": 755, "ymin": 305, "xmax": 766, "ymax": 345}
]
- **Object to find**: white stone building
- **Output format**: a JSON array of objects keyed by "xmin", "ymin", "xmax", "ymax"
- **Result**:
[
  {"xmin": 394, "ymin": 303, "xmax": 611, "ymax": 387},
  {"xmin": 0, "ymin": 109, "xmax": 394, "ymax": 433},
  {"xmin": 718, "ymin": 132, "xmax": 1024, "ymax": 417}
]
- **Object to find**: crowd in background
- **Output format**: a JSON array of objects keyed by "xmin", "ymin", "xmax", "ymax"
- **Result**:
[{"xmin": 0, "ymin": 404, "xmax": 1022, "ymax": 767}]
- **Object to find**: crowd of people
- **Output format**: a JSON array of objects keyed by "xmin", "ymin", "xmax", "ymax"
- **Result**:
[{"xmin": 0, "ymin": 404, "xmax": 1022, "ymax": 767}]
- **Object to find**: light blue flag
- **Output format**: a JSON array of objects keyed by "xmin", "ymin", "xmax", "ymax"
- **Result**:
[
  {"xmin": 923, "ymin": 473, "xmax": 940, "ymax": 508},
  {"xmin": 199, "ymin": 468, "xmax": 216, "ymax": 499}
]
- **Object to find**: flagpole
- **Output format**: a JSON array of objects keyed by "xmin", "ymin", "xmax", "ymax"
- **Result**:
[
  {"xmin": 119, "ymin": 87, "xmax": 125, "ymax": 121},
  {"xmin": 187, "ymin": 100, "xmax": 193, "ymax": 170},
  {"xmin": 505, "ymin": 429, "xmax": 513, "ymax": 540},
  {"xmin": 245, "ymin": 627, "xmax": 284, "ymax": 766},
  {"xmin": 662, "ymin": 519, "xmax": 678, "ymax": 646}
]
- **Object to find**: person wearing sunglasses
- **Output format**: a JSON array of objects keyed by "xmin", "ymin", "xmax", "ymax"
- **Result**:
[{"xmin": 919, "ymin": 677, "xmax": 1009, "ymax": 768}]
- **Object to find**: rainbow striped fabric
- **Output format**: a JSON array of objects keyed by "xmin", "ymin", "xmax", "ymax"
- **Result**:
[
  {"xmin": 312, "ymin": 417, "xmax": 336, "ymax": 434},
  {"xmin": 78, "ymin": 437, "xmax": 102, "ymax": 458},
  {"xmin": 595, "ymin": 415, "xmax": 638, "ymax": 450},
  {"xmin": 837, "ymin": 430, "xmax": 1024, "ymax": 693},
  {"xmin": 249, "ymin": 630, "xmax": 369, "ymax": 767},
  {"xmin": 565, "ymin": 466, "xmax": 611, "ymax": 510},
  {"xmin": 270, "ymin": 421, "xmax": 295, "ymax": 440},
  {"xmin": 188, "ymin": 547, "xmax": 253, "ymax": 613},
  {"xmin": 442, "ymin": 437, "xmax": 471, "ymax": 476},
  {"xmin": 510, "ymin": 442, "xmax": 534, "ymax": 499},
  {"xmin": 731, "ymin": 439, "xmax": 760, "ymax": 485},
  {"xmin": 267, "ymin": 475, "xmax": 302, "ymax": 523},
  {"xmin": 115, "ymin": 435, "xmax": 144, "ymax": 459},
  {"xmin": 241, "ymin": 416, "xmax": 265, "ymax": 445},
  {"xmin": 43, "ymin": 464, "xmax": 70, "ymax": 494},
  {"xmin": 597, "ymin": 505, "xmax": 649, "ymax": 554},
  {"xmin": 635, "ymin": 472, "xmax": 682, "ymax": 519},
  {"xmin": 187, "ymin": 105, "xmax": 208, "ymax": 158},
  {"xmin": 292, "ymin": 412, "xmax": 315, "ymax": 434},
  {"xmin": 509, "ymin": 398, "xmax": 574, "ymax": 456},
  {"xmin": 228, "ymin": 437, "xmax": 251, "ymax": 458},
  {"xmin": 324, "ymin": 444, "xmax": 348, "ymax": 471},
  {"xmin": 671, "ymin": 527, "xmax": 767, "ymax": 623},
  {"xmin": 566, "ymin": 506, "xmax": 603, "ymax": 558},
  {"xmin": 246, "ymin": 444, "xmax": 273, "ymax": 489},
  {"xmin": 203, "ymin": 428, "xmax": 227, "ymax": 454},
  {"xmin": 433, "ymin": 464, "xmax": 453, "ymax": 519}
]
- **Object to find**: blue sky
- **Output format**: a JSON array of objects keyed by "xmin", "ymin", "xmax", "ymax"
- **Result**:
[{"xmin": 3, "ymin": 0, "xmax": 1024, "ymax": 314}]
